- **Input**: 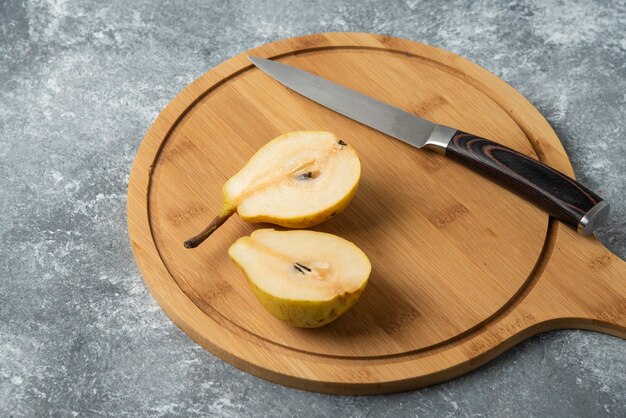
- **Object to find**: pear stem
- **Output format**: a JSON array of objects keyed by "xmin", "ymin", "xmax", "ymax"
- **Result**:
[{"xmin": 184, "ymin": 210, "xmax": 234, "ymax": 249}]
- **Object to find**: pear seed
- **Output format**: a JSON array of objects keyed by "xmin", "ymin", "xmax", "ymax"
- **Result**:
[
  {"xmin": 295, "ymin": 262, "xmax": 312, "ymax": 273},
  {"xmin": 295, "ymin": 170, "xmax": 320, "ymax": 180}
]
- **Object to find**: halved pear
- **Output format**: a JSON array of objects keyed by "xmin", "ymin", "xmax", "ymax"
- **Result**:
[
  {"xmin": 228, "ymin": 229, "xmax": 371, "ymax": 328},
  {"xmin": 184, "ymin": 131, "xmax": 361, "ymax": 248}
]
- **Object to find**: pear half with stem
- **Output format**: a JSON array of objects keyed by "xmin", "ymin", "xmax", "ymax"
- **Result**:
[
  {"xmin": 184, "ymin": 131, "xmax": 361, "ymax": 248},
  {"xmin": 228, "ymin": 229, "xmax": 371, "ymax": 328}
]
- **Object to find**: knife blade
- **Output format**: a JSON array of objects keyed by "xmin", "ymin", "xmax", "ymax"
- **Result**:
[{"xmin": 248, "ymin": 56, "xmax": 609, "ymax": 235}]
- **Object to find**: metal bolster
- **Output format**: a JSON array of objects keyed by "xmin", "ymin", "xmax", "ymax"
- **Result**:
[{"xmin": 424, "ymin": 125, "xmax": 456, "ymax": 155}]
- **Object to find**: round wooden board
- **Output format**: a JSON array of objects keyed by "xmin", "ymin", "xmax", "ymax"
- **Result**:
[{"xmin": 128, "ymin": 33, "xmax": 626, "ymax": 394}]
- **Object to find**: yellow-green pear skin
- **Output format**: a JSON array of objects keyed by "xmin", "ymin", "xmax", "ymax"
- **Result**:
[
  {"xmin": 185, "ymin": 131, "xmax": 361, "ymax": 248},
  {"xmin": 246, "ymin": 281, "xmax": 365, "ymax": 328},
  {"xmin": 224, "ymin": 131, "xmax": 361, "ymax": 228},
  {"xmin": 228, "ymin": 229, "xmax": 371, "ymax": 328}
]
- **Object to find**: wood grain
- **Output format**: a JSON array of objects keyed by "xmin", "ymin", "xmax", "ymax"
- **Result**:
[
  {"xmin": 446, "ymin": 131, "xmax": 603, "ymax": 229},
  {"xmin": 127, "ymin": 33, "xmax": 626, "ymax": 394}
]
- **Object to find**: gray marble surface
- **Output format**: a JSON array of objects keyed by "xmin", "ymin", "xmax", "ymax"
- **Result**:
[{"xmin": 1, "ymin": 0, "xmax": 625, "ymax": 416}]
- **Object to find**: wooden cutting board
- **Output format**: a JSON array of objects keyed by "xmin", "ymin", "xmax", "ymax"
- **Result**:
[{"xmin": 127, "ymin": 32, "xmax": 626, "ymax": 394}]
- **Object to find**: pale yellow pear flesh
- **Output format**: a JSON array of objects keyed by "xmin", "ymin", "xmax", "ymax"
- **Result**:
[
  {"xmin": 185, "ymin": 131, "xmax": 361, "ymax": 248},
  {"xmin": 225, "ymin": 131, "xmax": 361, "ymax": 227},
  {"xmin": 228, "ymin": 229, "xmax": 371, "ymax": 328}
]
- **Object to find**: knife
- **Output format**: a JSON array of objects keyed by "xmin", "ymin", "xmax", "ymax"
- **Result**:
[{"xmin": 248, "ymin": 56, "xmax": 609, "ymax": 236}]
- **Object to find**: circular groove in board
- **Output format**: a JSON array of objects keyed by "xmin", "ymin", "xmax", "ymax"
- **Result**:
[
  {"xmin": 148, "ymin": 45, "xmax": 547, "ymax": 357},
  {"xmin": 128, "ymin": 32, "xmax": 614, "ymax": 393}
]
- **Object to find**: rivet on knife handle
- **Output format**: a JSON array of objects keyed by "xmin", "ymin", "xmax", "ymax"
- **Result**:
[{"xmin": 429, "ymin": 129, "xmax": 610, "ymax": 235}]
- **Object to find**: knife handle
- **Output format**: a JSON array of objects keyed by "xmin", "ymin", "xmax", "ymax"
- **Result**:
[{"xmin": 440, "ymin": 130, "xmax": 609, "ymax": 235}]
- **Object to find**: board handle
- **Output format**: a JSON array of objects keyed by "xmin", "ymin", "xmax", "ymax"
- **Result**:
[
  {"xmin": 534, "ymin": 227, "xmax": 626, "ymax": 338},
  {"xmin": 440, "ymin": 130, "xmax": 609, "ymax": 235}
]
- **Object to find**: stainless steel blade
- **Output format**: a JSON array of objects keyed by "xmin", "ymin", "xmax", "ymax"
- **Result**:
[
  {"xmin": 247, "ymin": 57, "xmax": 610, "ymax": 236},
  {"xmin": 248, "ymin": 56, "xmax": 443, "ymax": 149}
]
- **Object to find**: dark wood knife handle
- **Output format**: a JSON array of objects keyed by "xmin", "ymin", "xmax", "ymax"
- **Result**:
[{"xmin": 445, "ymin": 131, "xmax": 609, "ymax": 235}]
